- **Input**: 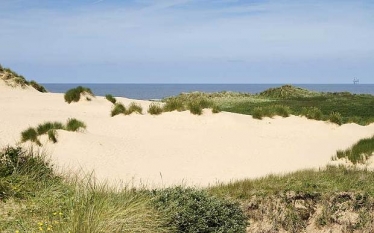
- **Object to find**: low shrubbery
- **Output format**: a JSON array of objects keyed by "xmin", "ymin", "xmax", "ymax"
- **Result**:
[
  {"xmin": 152, "ymin": 187, "xmax": 247, "ymax": 233},
  {"xmin": 251, "ymin": 105, "xmax": 291, "ymax": 119},
  {"xmin": 105, "ymin": 94, "xmax": 116, "ymax": 104},
  {"xmin": 64, "ymin": 86, "xmax": 94, "ymax": 104},
  {"xmin": 329, "ymin": 111, "xmax": 342, "ymax": 125},
  {"xmin": 29, "ymin": 80, "xmax": 48, "ymax": 93},
  {"xmin": 126, "ymin": 102, "xmax": 143, "ymax": 115},
  {"xmin": 148, "ymin": 103, "xmax": 163, "ymax": 115},
  {"xmin": 20, "ymin": 119, "xmax": 86, "ymax": 145},
  {"xmin": 301, "ymin": 107, "xmax": 323, "ymax": 120},
  {"xmin": 163, "ymin": 98, "xmax": 185, "ymax": 112},
  {"xmin": 111, "ymin": 103, "xmax": 126, "ymax": 116}
]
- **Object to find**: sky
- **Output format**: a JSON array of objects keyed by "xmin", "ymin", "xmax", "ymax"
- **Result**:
[{"xmin": 0, "ymin": 0, "xmax": 373, "ymax": 83}]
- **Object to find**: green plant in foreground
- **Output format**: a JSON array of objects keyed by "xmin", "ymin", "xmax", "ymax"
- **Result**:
[
  {"xmin": 66, "ymin": 118, "xmax": 86, "ymax": 132},
  {"xmin": 329, "ymin": 111, "xmax": 342, "ymax": 125},
  {"xmin": 252, "ymin": 107, "xmax": 264, "ymax": 119},
  {"xmin": 105, "ymin": 94, "xmax": 117, "ymax": 104},
  {"xmin": 111, "ymin": 103, "xmax": 126, "ymax": 116},
  {"xmin": 126, "ymin": 102, "xmax": 143, "ymax": 115},
  {"xmin": 64, "ymin": 86, "xmax": 94, "ymax": 104},
  {"xmin": 152, "ymin": 187, "xmax": 247, "ymax": 233},
  {"xmin": 148, "ymin": 103, "xmax": 163, "ymax": 115}
]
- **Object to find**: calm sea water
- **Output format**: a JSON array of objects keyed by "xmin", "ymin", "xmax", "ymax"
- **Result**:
[{"xmin": 42, "ymin": 84, "xmax": 374, "ymax": 100}]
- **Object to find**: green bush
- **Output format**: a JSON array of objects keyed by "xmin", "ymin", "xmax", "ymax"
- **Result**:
[
  {"xmin": 274, "ymin": 105, "xmax": 291, "ymax": 117},
  {"xmin": 163, "ymin": 98, "xmax": 185, "ymax": 112},
  {"xmin": 152, "ymin": 187, "xmax": 247, "ymax": 233},
  {"xmin": 148, "ymin": 103, "xmax": 163, "ymax": 115},
  {"xmin": 105, "ymin": 94, "xmax": 116, "ymax": 104},
  {"xmin": 21, "ymin": 127, "xmax": 41, "ymax": 146},
  {"xmin": 111, "ymin": 103, "xmax": 126, "ymax": 117},
  {"xmin": 252, "ymin": 107, "xmax": 264, "ymax": 119},
  {"xmin": 335, "ymin": 135, "xmax": 374, "ymax": 164},
  {"xmin": 64, "ymin": 86, "xmax": 94, "ymax": 104},
  {"xmin": 29, "ymin": 80, "xmax": 48, "ymax": 93},
  {"xmin": 188, "ymin": 101, "xmax": 203, "ymax": 115},
  {"xmin": 66, "ymin": 118, "xmax": 86, "ymax": 132},
  {"xmin": 329, "ymin": 112, "xmax": 342, "ymax": 125},
  {"xmin": 126, "ymin": 102, "xmax": 143, "ymax": 115},
  {"xmin": 301, "ymin": 107, "xmax": 323, "ymax": 120},
  {"xmin": 211, "ymin": 104, "xmax": 221, "ymax": 114}
]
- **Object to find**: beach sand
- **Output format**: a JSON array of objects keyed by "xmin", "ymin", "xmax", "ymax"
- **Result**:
[{"xmin": 1, "ymin": 83, "xmax": 374, "ymax": 188}]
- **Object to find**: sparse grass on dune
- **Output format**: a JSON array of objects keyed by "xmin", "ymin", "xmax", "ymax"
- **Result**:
[
  {"xmin": 105, "ymin": 94, "xmax": 116, "ymax": 104},
  {"xmin": 148, "ymin": 103, "xmax": 163, "ymax": 115},
  {"xmin": 0, "ymin": 66, "xmax": 47, "ymax": 92},
  {"xmin": 334, "ymin": 135, "xmax": 374, "ymax": 164},
  {"xmin": 126, "ymin": 102, "xmax": 143, "ymax": 115},
  {"xmin": 111, "ymin": 102, "xmax": 126, "ymax": 116},
  {"xmin": 64, "ymin": 86, "xmax": 94, "ymax": 104},
  {"xmin": 21, "ymin": 119, "xmax": 86, "ymax": 145}
]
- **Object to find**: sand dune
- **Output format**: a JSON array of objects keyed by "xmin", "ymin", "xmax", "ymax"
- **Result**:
[{"xmin": 1, "ymin": 84, "xmax": 374, "ymax": 188}]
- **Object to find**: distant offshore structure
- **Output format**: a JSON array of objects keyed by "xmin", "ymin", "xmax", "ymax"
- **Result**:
[{"xmin": 353, "ymin": 77, "xmax": 359, "ymax": 84}]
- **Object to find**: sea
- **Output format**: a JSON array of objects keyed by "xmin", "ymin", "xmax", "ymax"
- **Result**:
[{"xmin": 42, "ymin": 84, "xmax": 374, "ymax": 100}]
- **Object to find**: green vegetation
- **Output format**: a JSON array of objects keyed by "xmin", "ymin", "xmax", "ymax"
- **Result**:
[
  {"xmin": 64, "ymin": 86, "xmax": 94, "ymax": 103},
  {"xmin": 329, "ymin": 111, "xmax": 343, "ymax": 125},
  {"xmin": 148, "ymin": 103, "xmax": 163, "ymax": 115},
  {"xmin": 111, "ymin": 103, "xmax": 126, "ymax": 116},
  {"xmin": 29, "ymin": 80, "xmax": 48, "ymax": 93},
  {"xmin": 334, "ymin": 135, "xmax": 374, "ymax": 164},
  {"xmin": 126, "ymin": 102, "xmax": 143, "ymax": 115},
  {"xmin": 211, "ymin": 104, "xmax": 221, "ymax": 114},
  {"xmin": 0, "ymin": 146, "xmax": 167, "ymax": 233},
  {"xmin": 66, "ymin": 118, "xmax": 86, "ymax": 132},
  {"xmin": 163, "ymin": 85, "xmax": 374, "ymax": 125},
  {"xmin": 152, "ymin": 187, "xmax": 246, "ymax": 233},
  {"xmin": 21, "ymin": 119, "xmax": 86, "ymax": 145},
  {"xmin": 105, "ymin": 94, "xmax": 117, "ymax": 104}
]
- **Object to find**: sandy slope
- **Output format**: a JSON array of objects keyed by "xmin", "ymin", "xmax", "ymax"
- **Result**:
[{"xmin": 1, "ymin": 83, "xmax": 374, "ymax": 188}]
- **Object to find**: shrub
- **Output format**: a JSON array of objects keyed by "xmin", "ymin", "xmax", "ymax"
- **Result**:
[
  {"xmin": 105, "ymin": 94, "xmax": 116, "ymax": 104},
  {"xmin": 152, "ymin": 187, "xmax": 247, "ymax": 233},
  {"xmin": 111, "ymin": 103, "xmax": 126, "ymax": 117},
  {"xmin": 163, "ymin": 98, "xmax": 185, "ymax": 112},
  {"xmin": 148, "ymin": 103, "xmax": 163, "ymax": 115},
  {"xmin": 334, "ymin": 136, "xmax": 374, "ymax": 164},
  {"xmin": 211, "ymin": 104, "xmax": 221, "ymax": 114},
  {"xmin": 301, "ymin": 107, "xmax": 323, "ymax": 120},
  {"xmin": 252, "ymin": 107, "xmax": 264, "ymax": 119},
  {"xmin": 29, "ymin": 80, "xmax": 48, "ymax": 93},
  {"xmin": 188, "ymin": 101, "xmax": 203, "ymax": 115},
  {"xmin": 13, "ymin": 77, "xmax": 29, "ymax": 87},
  {"xmin": 66, "ymin": 118, "xmax": 86, "ymax": 132},
  {"xmin": 126, "ymin": 102, "xmax": 143, "ymax": 115},
  {"xmin": 64, "ymin": 86, "xmax": 94, "ymax": 104},
  {"xmin": 21, "ymin": 127, "xmax": 41, "ymax": 146},
  {"xmin": 329, "ymin": 112, "xmax": 342, "ymax": 125},
  {"xmin": 274, "ymin": 105, "xmax": 291, "ymax": 117}
]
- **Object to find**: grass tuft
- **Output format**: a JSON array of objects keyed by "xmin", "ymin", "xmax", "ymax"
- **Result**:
[
  {"xmin": 29, "ymin": 80, "xmax": 48, "ymax": 93},
  {"xmin": 64, "ymin": 86, "xmax": 94, "ymax": 104},
  {"xmin": 111, "ymin": 103, "xmax": 126, "ymax": 117},
  {"xmin": 188, "ymin": 101, "xmax": 203, "ymax": 115},
  {"xmin": 126, "ymin": 102, "xmax": 143, "ymax": 115},
  {"xmin": 36, "ymin": 122, "xmax": 64, "ymax": 135},
  {"xmin": 329, "ymin": 111, "xmax": 342, "ymax": 125},
  {"xmin": 334, "ymin": 135, "xmax": 374, "ymax": 164},
  {"xmin": 21, "ymin": 127, "xmax": 41, "ymax": 146},
  {"xmin": 163, "ymin": 98, "xmax": 185, "ymax": 112},
  {"xmin": 148, "ymin": 103, "xmax": 163, "ymax": 115},
  {"xmin": 48, "ymin": 129, "xmax": 58, "ymax": 143},
  {"xmin": 105, "ymin": 94, "xmax": 117, "ymax": 104},
  {"xmin": 66, "ymin": 118, "xmax": 86, "ymax": 132}
]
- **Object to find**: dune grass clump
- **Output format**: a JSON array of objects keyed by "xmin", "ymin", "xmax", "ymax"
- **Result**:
[
  {"xmin": 66, "ymin": 118, "xmax": 86, "ymax": 132},
  {"xmin": 188, "ymin": 101, "xmax": 203, "ymax": 115},
  {"xmin": 21, "ymin": 127, "xmax": 41, "ymax": 146},
  {"xmin": 111, "ymin": 103, "xmax": 126, "ymax": 117},
  {"xmin": 273, "ymin": 105, "xmax": 291, "ymax": 117},
  {"xmin": 64, "ymin": 86, "xmax": 94, "ymax": 104},
  {"xmin": 163, "ymin": 98, "xmax": 185, "ymax": 112},
  {"xmin": 335, "ymin": 136, "xmax": 374, "ymax": 164},
  {"xmin": 126, "ymin": 102, "xmax": 143, "ymax": 115},
  {"xmin": 36, "ymin": 122, "xmax": 64, "ymax": 135},
  {"xmin": 148, "ymin": 103, "xmax": 163, "ymax": 115},
  {"xmin": 105, "ymin": 94, "xmax": 117, "ymax": 104},
  {"xmin": 29, "ymin": 80, "xmax": 48, "ymax": 93},
  {"xmin": 211, "ymin": 104, "xmax": 221, "ymax": 113},
  {"xmin": 258, "ymin": 85, "xmax": 319, "ymax": 99},
  {"xmin": 301, "ymin": 107, "xmax": 323, "ymax": 120},
  {"xmin": 152, "ymin": 186, "xmax": 247, "ymax": 233},
  {"xmin": 329, "ymin": 111, "xmax": 342, "ymax": 125},
  {"xmin": 252, "ymin": 107, "xmax": 264, "ymax": 119}
]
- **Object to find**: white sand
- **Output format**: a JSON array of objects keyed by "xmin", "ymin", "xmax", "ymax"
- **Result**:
[{"xmin": 1, "ymin": 83, "xmax": 374, "ymax": 188}]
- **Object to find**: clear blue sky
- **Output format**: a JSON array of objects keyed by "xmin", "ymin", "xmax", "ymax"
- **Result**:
[{"xmin": 1, "ymin": 0, "xmax": 373, "ymax": 83}]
